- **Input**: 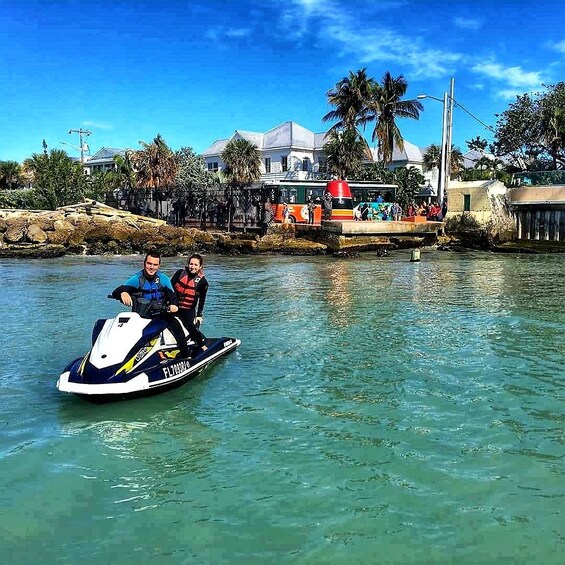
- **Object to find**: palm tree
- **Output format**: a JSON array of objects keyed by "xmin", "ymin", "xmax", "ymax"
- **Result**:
[
  {"xmin": 423, "ymin": 143, "xmax": 465, "ymax": 179},
  {"xmin": 113, "ymin": 151, "xmax": 138, "ymax": 210},
  {"xmin": 422, "ymin": 144, "xmax": 441, "ymax": 172},
  {"xmin": 449, "ymin": 146, "xmax": 465, "ymax": 178},
  {"xmin": 0, "ymin": 160, "xmax": 23, "ymax": 189},
  {"xmin": 323, "ymin": 68, "xmax": 376, "ymax": 135},
  {"xmin": 221, "ymin": 138, "xmax": 261, "ymax": 231},
  {"xmin": 24, "ymin": 149, "xmax": 88, "ymax": 208},
  {"xmin": 221, "ymin": 139, "xmax": 261, "ymax": 187},
  {"xmin": 323, "ymin": 129, "xmax": 369, "ymax": 179},
  {"xmin": 369, "ymin": 72, "xmax": 423, "ymax": 165},
  {"xmin": 130, "ymin": 134, "xmax": 177, "ymax": 218}
]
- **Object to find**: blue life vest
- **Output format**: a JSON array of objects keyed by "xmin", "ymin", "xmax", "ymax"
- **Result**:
[{"xmin": 138, "ymin": 274, "xmax": 166, "ymax": 305}]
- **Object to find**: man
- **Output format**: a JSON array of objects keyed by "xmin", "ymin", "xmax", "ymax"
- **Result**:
[
  {"xmin": 111, "ymin": 251, "xmax": 191, "ymax": 358},
  {"xmin": 307, "ymin": 197, "xmax": 316, "ymax": 225},
  {"xmin": 323, "ymin": 191, "xmax": 333, "ymax": 221}
]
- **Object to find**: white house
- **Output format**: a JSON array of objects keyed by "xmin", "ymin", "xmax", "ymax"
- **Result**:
[
  {"xmin": 201, "ymin": 121, "xmax": 329, "ymax": 183},
  {"xmin": 201, "ymin": 121, "xmax": 432, "ymax": 185},
  {"xmin": 83, "ymin": 148, "xmax": 127, "ymax": 176}
]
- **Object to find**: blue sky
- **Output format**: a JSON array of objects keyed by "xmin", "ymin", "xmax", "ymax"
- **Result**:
[{"xmin": 1, "ymin": 0, "xmax": 564, "ymax": 163}]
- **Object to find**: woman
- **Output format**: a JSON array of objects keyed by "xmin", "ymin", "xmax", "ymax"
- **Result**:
[{"xmin": 171, "ymin": 253, "xmax": 209, "ymax": 353}]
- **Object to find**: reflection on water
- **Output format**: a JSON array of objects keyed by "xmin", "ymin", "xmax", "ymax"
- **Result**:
[{"xmin": 0, "ymin": 252, "xmax": 563, "ymax": 562}]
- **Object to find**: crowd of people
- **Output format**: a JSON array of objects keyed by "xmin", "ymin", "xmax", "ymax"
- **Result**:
[
  {"xmin": 353, "ymin": 198, "xmax": 447, "ymax": 222},
  {"xmin": 406, "ymin": 201, "xmax": 447, "ymax": 221},
  {"xmin": 354, "ymin": 201, "xmax": 403, "ymax": 221},
  {"xmin": 111, "ymin": 251, "xmax": 209, "ymax": 359}
]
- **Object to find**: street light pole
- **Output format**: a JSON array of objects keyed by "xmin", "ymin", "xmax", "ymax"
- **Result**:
[
  {"xmin": 68, "ymin": 128, "xmax": 92, "ymax": 163},
  {"xmin": 418, "ymin": 78, "xmax": 455, "ymax": 205},
  {"xmin": 444, "ymin": 78, "xmax": 455, "ymax": 203}
]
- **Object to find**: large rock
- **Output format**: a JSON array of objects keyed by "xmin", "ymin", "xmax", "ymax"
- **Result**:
[
  {"xmin": 0, "ymin": 243, "xmax": 66, "ymax": 258},
  {"xmin": 26, "ymin": 224, "xmax": 48, "ymax": 243},
  {"xmin": 4, "ymin": 224, "xmax": 26, "ymax": 244},
  {"xmin": 48, "ymin": 218, "xmax": 76, "ymax": 245}
]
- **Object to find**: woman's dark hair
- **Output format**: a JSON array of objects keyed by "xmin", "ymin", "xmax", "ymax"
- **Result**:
[{"xmin": 188, "ymin": 253, "xmax": 203, "ymax": 266}]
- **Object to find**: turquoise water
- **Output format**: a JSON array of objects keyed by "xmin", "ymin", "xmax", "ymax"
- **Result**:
[{"xmin": 0, "ymin": 251, "xmax": 563, "ymax": 563}]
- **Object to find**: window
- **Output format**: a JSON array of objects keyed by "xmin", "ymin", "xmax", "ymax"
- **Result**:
[
  {"xmin": 281, "ymin": 156, "xmax": 288, "ymax": 172},
  {"xmin": 302, "ymin": 157, "xmax": 309, "ymax": 171},
  {"xmin": 265, "ymin": 157, "xmax": 271, "ymax": 173},
  {"xmin": 463, "ymin": 194, "xmax": 471, "ymax": 212},
  {"xmin": 207, "ymin": 162, "xmax": 218, "ymax": 172}
]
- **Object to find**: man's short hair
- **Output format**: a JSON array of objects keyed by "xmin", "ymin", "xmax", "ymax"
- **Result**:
[{"xmin": 144, "ymin": 251, "xmax": 161, "ymax": 263}]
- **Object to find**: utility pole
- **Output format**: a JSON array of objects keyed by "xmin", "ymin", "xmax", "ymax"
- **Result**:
[
  {"xmin": 444, "ymin": 77, "xmax": 455, "ymax": 204},
  {"xmin": 68, "ymin": 128, "xmax": 92, "ymax": 163}
]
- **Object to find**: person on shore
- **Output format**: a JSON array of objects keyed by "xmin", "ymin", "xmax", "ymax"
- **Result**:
[
  {"xmin": 323, "ymin": 191, "xmax": 333, "ymax": 220},
  {"xmin": 171, "ymin": 253, "xmax": 209, "ymax": 353},
  {"xmin": 111, "ymin": 251, "xmax": 191, "ymax": 358},
  {"xmin": 282, "ymin": 202, "xmax": 290, "ymax": 224},
  {"xmin": 307, "ymin": 197, "xmax": 316, "ymax": 225}
]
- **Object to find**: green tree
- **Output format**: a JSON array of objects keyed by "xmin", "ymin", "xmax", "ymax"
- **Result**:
[
  {"xmin": 24, "ymin": 148, "xmax": 90, "ymax": 209},
  {"xmin": 113, "ymin": 151, "xmax": 138, "ymax": 210},
  {"xmin": 449, "ymin": 146, "xmax": 465, "ymax": 178},
  {"xmin": 356, "ymin": 162, "xmax": 395, "ymax": 183},
  {"xmin": 539, "ymin": 82, "xmax": 565, "ymax": 169},
  {"xmin": 130, "ymin": 134, "xmax": 177, "ymax": 217},
  {"xmin": 466, "ymin": 136, "xmax": 489, "ymax": 153},
  {"xmin": 369, "ymin": 72, "xmax": 423, "ymax": 165},
  {"xmin": 422, "ymin": 144, "xmax": 441, "ymax": 173},
  {"xmin": 323, "ymin": 129, "xmax": 369, "ymax": 179},
  {"xmin": 176, "ymin": 147, "xmax": 216, "ymax": 193},
  {"xmin": 392, "ymin": 166, "xmax": 425, "ymax": 210},
  {"xmin": 492, "ymin": 83, "xmax": 565, "ymax": 171},
  {"xmin": 221, "ymin": 139, "xmax": 261, "ymax": 187},
  {"xmin": 422, "ymin": 143, "xmax": 464, "ymax": 180},
  {"xmin": 0, "ymin": 160, "xmax": 24, "ymax": 189},
  {"xmin": 322, "ymin": 68, "xmax": 376, "ymax": 135}
]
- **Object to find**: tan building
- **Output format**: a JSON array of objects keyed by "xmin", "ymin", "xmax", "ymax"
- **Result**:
[{"xmin": 446, "ymin": 179, "xmax": 508, "ymax": 223}]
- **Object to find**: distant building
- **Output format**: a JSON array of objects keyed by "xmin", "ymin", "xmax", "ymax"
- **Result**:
[
  {"xmin": 83, "ymin": 148, "xmax": 127, "ymax": 176},
  {"xmin": 201, "ymin": 121, "xmax": 431, "ymax": 185},
  {"xmin": 446, "ymin": 179, "xmax": 508, "ymax": 223}
]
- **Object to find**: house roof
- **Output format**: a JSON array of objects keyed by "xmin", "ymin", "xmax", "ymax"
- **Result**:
[
  {"xmin": 88, "ymin": 147, "xmax": 126, "ymax": 161},
  {"xmin": 201, "ymin": 121, "xmax": 328, "ymax": 157},
  {"xmin": 369, "ymin": 140, "xmax": 423, "ymax": 164}
]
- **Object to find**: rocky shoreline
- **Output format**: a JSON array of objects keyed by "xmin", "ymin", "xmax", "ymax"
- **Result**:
[
  {"xmin": 0, "ymin": 201, "xmax": 331, "ymax": 259},
  {"xmin": 1, "ymin": 201, "xmax": 560, "ymax": 259}
]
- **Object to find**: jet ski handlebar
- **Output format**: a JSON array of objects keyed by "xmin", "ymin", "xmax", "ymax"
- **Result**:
[{"xmin": 107, "ymin": 294, "xmax": 170, "ymax": 317}]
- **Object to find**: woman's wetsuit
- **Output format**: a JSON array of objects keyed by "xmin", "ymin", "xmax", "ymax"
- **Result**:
[{"xmin": 171, "ymin": 268, "xmax": 209, "ymax": 348}]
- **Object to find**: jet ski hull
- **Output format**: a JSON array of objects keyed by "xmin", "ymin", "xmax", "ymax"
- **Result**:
[{"xmin": 58, "ymin": 336, "xmax": 240, "ymax": 403}]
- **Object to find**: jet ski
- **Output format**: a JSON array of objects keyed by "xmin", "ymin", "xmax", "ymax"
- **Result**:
[{"xmin": 57, "ymin": 297, "xmax": 240, "ymax": 403}]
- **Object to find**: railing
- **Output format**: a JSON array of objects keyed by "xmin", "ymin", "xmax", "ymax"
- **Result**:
[{"xmin": 514, "ymin": 170, "xmax": 565, "ymax": 186}]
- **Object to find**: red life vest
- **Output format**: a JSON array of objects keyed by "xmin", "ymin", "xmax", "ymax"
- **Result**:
[{"xmin": 174, "ymin": 269, "xmax": 204, "ymax": 309}]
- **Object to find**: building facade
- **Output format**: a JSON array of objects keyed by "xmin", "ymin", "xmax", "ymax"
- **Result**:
[
  {"xmin": 83, "ymin": 148, "xmax": 127, "ymax": 176},
  {"xmin": 201, "ymin": 121, "xmax": 433, "ymax": 185}
]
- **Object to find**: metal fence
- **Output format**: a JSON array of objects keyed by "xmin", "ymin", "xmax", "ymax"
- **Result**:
[{"xmin": 105, "ymin": 184, "xmax": 268, "ymax": 232}]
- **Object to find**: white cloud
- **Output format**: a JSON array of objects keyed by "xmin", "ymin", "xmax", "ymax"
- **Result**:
[
  {"xmin": 496, "ymin": 89, "xmax": 524, "ymax": 100},
  {"xmin": 82, "ymin": 121, "xmax": 113, "ymax": 130},
  {"xmin": 453, "ymin": 17, "xmax": 481, "ymax": 30},
  {"xmin": 548, "ymin": 38, "xmax": 565, "ymax": 53},
  {"xmin": 471, "ymin": 60, "xmax": 543, "ymax": 88}
]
